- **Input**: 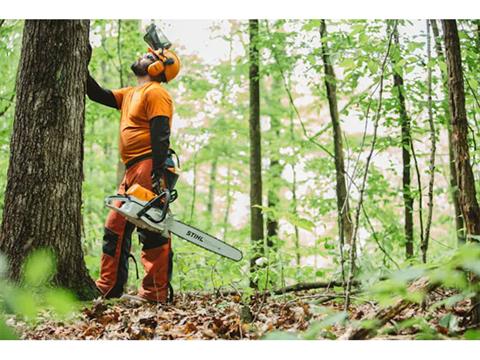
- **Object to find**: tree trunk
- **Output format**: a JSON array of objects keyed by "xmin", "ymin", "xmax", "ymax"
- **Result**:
[
  {"xmin": 266, "ymin": 158, "xmax": 279, "ymax": 247},
  {"xmin": 422, "ymin": 19, "xmax": 436, "ymax": 263},
  {"xmin": 442, "ymin": 19, "xmax": 480, "ymax": 326},
  {"xmin": 115, "ymin": 19, "xmax": 126, "ymax": 186},
  {"xmin": 189, "ymin": 152, "xmax": 197, "ymax": 223},
  {"xmin": 431, "ymin": 20, "xmax": 465, "ymax": 245},
  {"xmin": 206, "ymin": 157, "xmax": 218, "ymax": 231},
  {"xmin": 319, "ymin": 20, "xmax": 353, "ymax": 255},
  {"xmin": 222, "ymin": 161, "xmax": 232, "ymax": 241},
  {"xmin": 0, "ymin": 20, "xmax": 98, "ymax": 300},
  {"xmin": 248, "ymin": 19, "xmax": 264, "ymax": 288},
  {"xmin": 287, "ymin": 108, "xmax": 301, "ymax": 268},
  {"xmin": 266, "ymin": 74, "xmax": 282, "ymax": 248},
  {"xmin": 391, "ymin": 27, "xmax": 414, "ymax": 259}
]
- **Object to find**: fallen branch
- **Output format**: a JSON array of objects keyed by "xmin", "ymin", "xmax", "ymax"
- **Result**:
[
  {"xmin": 212, "ymin": 280, "xmax": 360, "ymax": 298},
  {"xmin": 342, "ymin": 277, "xmax": 437, "ymax": 340},
  {"xmin": 273, "ymin": 280, "xmax": 359, "ymax": 295}
]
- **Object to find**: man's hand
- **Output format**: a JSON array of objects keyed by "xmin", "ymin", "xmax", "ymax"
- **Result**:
[{"xmin": 151, "ymin": 169, "xmax": 166, "ymax": 194}]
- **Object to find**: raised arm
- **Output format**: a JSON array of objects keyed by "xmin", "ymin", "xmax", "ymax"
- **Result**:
[{"xmin": 86, "ymin": 73, "xmax": 118, "ymax": 109}]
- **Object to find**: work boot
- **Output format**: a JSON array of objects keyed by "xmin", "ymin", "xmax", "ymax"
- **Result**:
[{"xmin": 120, "ymin": 294, "xmax": 154, "ymax": 304}]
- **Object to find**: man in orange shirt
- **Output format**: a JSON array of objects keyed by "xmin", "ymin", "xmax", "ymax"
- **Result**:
[{"xmin": 86, "ymin": 47, "xmax": 181, "ymax": 303}]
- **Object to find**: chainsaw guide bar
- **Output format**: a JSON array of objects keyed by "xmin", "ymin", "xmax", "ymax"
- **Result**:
[{"xmin": 105, "ymin": 194, "xmax": 242, "ymax": 262}]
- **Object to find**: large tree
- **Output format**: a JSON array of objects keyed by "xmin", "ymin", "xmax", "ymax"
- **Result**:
[
  {"xmin": 248, "ymin": 19, "xmax": 264, "ymax": 287},
  {"xmin": 442, "ymin": 19, "xmax": 480, "ymax": 325},
  {"xmin": 0, "ymin": 20, "xmax": 98, "ymax": 300}
]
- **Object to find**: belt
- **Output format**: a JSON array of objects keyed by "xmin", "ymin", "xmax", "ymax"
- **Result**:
[{"xmin": 125, "ymin": 152, "xmax": 153, "ymax": 169}]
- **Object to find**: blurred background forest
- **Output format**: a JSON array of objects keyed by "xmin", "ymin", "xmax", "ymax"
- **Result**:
[{"xmin": 1, "ymin": 19, "xmax": 480, "ymax": 340}]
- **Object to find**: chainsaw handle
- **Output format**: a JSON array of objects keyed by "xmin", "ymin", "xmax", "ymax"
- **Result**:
[{"xmin": 136, "ymin": 189, "xmax": 171, "ymax": 223}]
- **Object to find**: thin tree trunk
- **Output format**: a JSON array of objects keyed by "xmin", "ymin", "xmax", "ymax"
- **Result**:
[
  {"xmin": 116, "ymin": 19, "xmax": 126, "ymax": 186},
  {"xmin": 248, "ymin": 19, "xmax": 264, "ymax": 288},
  {"xmin": 266, "ymin": 75, "xmax": 282, "ymax": 248},
  {"xmin": 292, "ymin": 164, "xmax": 300, "ymax": 267},
  {"xmin": 422, "ymin": 20, "xmax": 437, "ymax": 263},
  {"xmin": 116, "ymin": 19, "xmax": 124, "ymax": 88},
  {"xmin": 266, "ymin": 158, "xmax": 279, "ymax": 247},
  {"xmin": 345, "ymin": 21, "xmax": 396, "ymax": 311},
  {"xmin": 319, "ymin": 20, "xmax": 353, "ymax": 275},
  {"xmin": 391, "ymin": 27, "xmax": 415, "ymax": 259},
  {"xmin": 222, "ymin": 161, "xmax": 232, "ymax": 241},
  {"xmin": 0, "ymin": 20, "xmax": 98, "ymax": 300},
  {"xmin": 0, "ymin": 92, "xmax": 15, "ymax": 118},
  {"xmin": 288, "ymin": 106, "xmax": 301, "ymax": 268},
  {"xmin": 442, "ymin": 19, "xmax": 480, "ymax": 326},
  {"xmin": 431, "ymin": 20, "xmax": 465, "ymax": 245},
  {"xmin": 206, "ymin": 157, "xmax": 218, "ymax": 231},
  {"xmin": 189, "ymin": 152, "xmax": 197, "ymax": 223}
]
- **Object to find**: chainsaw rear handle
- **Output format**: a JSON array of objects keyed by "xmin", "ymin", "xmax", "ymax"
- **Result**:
[{"xmin": 136, "ymin": 189, "xmax": 171, "ymax": 224}]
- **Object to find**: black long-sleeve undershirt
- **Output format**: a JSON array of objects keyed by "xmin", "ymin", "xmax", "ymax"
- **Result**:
[
  {"xmin": 87, "ymin": 73, "xmax": 170, "ymax": 173},
  {"xmin": 150, "ymin": 116, "xmax": 171, "ymax": 174},
  {"xmin": 86, "ymin": 73, "xmax": 118, "ymax": 109}
]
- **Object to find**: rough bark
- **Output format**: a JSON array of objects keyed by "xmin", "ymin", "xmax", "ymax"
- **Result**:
[
  {"xmin": 248, "ymin": 19, "xmax": 264, "ymax": 288},
  {"xmin": 392, "ymin": 28, "xmax": 415, "ymax": 259},
  {"xmin": 431, "ymin": 20, "xmax": 465, "ymax": 245},
  {"xmin": 443, "ymin": 19, "xmax": 480, "ymax": 326},
  {"xmin": 0, "ymin": 20, "xmax": 98, "ymax": 300},
  {"xmin": 319, "ymin": 20, "xmax": 353, "ymax": 254}
]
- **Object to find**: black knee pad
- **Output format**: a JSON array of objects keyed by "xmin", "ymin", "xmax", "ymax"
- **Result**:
[
  {"xmin": 138, "ymin": 229, "xmax": 169, "ymax": 250},
  {"xmin": 102, "ymin": 228, "xmax": 118, "ymax": 256}
]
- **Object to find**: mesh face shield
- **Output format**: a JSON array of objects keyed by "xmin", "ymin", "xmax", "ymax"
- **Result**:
[{"xmin": 144, "ymin": 24, "xmax": 171, "ymax": 50}]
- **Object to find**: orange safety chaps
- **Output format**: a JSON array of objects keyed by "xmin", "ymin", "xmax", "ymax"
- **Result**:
[{"xmin": 95, "ymin": 157, "xmax": 173, "ymax": 302}]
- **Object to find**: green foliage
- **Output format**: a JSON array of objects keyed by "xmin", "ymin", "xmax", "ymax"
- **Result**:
[
  {"xmin": 263, "ymin": 307, "xmax": 347, "ymax": 340},
  {"xmin": 0, "ymin": 250, "xmax": 79, "ymax": 339},
  {"xmin": 23, "ymin": 249, "xmax": 56, "ymax": 287}
]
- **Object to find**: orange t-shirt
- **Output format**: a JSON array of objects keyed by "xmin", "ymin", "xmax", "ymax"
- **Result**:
[{"xmin": 112, "ymin": 82, "xmax": 173, "ymax": 164}]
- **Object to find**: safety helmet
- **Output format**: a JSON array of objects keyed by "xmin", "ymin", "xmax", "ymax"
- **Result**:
[{"xmin": 147, "ymin": 48, "xmax": 181, "ymax": 83}]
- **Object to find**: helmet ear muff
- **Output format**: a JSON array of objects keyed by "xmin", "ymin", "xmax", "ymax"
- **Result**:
[
  {"xmin": 147, "ymin": 60, "xmax": 165, "ymax": 77},
  {"xmin": 146, "ymin": 48, "xmax": 176, "ymax": 79}
]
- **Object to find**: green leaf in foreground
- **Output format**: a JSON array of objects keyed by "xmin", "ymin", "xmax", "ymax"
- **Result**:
[
  {"xmin": 23, "ymin": 249, "xmax": 56, "ymax": 287},
  {"xmin": 262, "ymin": 331, "xmax": 299, "ymax": 340},
  {"xmin": 45, "ymin": 288, "xmax": 78, "ymax": 318}
]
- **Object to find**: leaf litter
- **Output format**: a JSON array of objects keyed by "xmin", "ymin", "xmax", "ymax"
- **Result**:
[{"xmin": 6, "ymin": 288, "xmax": 474, "ymax": 340}]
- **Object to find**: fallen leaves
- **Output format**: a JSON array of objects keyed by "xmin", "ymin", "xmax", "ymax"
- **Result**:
[
  {"xmin": 11, "ymin": 292, "xmax": 315, "ymax": 340},
  {"xmin": 6, "ymin": 287, "xmax": 474, "ymax": 340}
]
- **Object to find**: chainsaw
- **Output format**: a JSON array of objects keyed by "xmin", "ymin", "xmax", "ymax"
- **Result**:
[{"xmin": 105, "ymin": 184, "xmax": 242, "ymax": 262}]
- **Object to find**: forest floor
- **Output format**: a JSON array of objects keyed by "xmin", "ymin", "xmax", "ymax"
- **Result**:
[{"xmin": 7, "ymin": 288, "xmax": 472, "ymax": 340}]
